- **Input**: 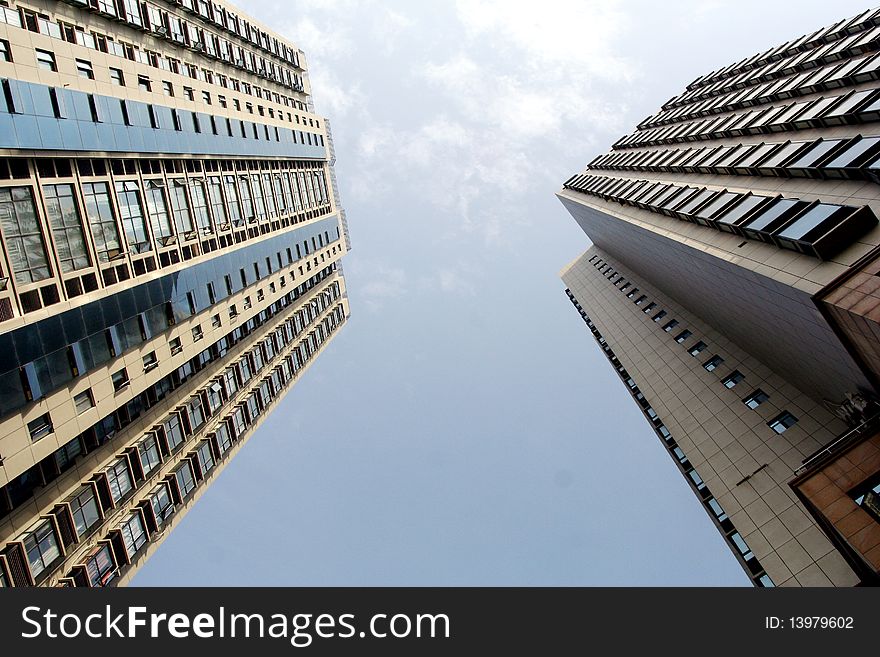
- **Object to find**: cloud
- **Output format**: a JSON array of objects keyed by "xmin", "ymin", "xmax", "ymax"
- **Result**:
[{"xmin": 352, "ymin": 260, "xmax": 408, "ymax": 312}]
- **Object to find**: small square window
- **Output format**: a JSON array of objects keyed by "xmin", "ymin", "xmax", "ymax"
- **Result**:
[
  {"xmin": 229, "ymin": 304, "xmax": 238, "ymax": 319},
  {"xmin": 688, "ymin": 341, "xmax": 707, "ymax": 356},
  {"xmin": 642, "ymin": 302, "xmax": 657, "ymax": 313},
  {"xmin": 162, "ymin": 81, "xmax": 174, "ymax": 96},
  {"xmin": 74, "ymin": 390, "xmax": 94, "ymax": 414},
  {"xmin": 184, "ymin": 87, "xmax": 194, "ymax": 101},
  {"xmin": 652, "ymin": 310, "xmax": 667, "ymax": 322},
  {"xmin": 662, "ymin": 319, "xmax": 679, "ymax": 332},
  {"xmin": 143, "ymin": 351, "xmax": 158, "ymax": 372},
  {"xmin": 170, "ymin": 336, "xmax": 183, "ymax": 355},
  {"xmin": 0, "ymin": 39, "xmax": 13, "ymax": 63},
  {"xmin": 112, "ymin": 368, "xmax": 130, "ymax": 391},
  {"xmin": 620, "ymin": 282, "xmax": 631, "ymax": 292},
  {"xmin": 192, "ymin": 325, "xmax": 203, "ymax": 341},
  {"xmin": 634, "ymin": 295, "xmax": 647, "ymax": 305},
  {"xmin": 212, "ymin": 313, "xmax": 222, "ymax": 328},
  {"xmin": 703, "ymin": 355, "xmax": 724, "ymax": 372},
  {"xmin": 626, "ymin": 287, "xmax": 639, "ymax": 299},
  {"xmin": 743, "ymin": 389, "xmax": 769, "ymax": 409},
  {"xmin": 674, "ymin": 330, "xmax": 692, "ymax": 344},
  {"xmin": 722, "ymin": 371, "xmax": 745, "ymax": 388},
  {"xmin": 768, "ymin": 411, "xmax": 798, "ymax": 434},
  {"xmin": 36, "ymin": 49, "xmax": 57, "ymax": 72},
  {"xmin": 138, "ymin": 75, "xmax": 151, "ymax": 92},
  {"xmin": 109, "ymin": 67, "xmax": 125, "ymax": 86},
  {"xmin": 75, "ymin": 59, "xmax": 94, "ymax": 79},
  {"xmin": 28, "ymin": 413, "xmax": 53, "ymax": 441}
]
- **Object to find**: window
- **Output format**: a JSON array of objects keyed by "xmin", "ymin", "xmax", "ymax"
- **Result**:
[
  {"xmin": 634, "ymin": 295, "xmax": 647, "ymax": 305},
  {"xmin": 35, "ymin": 49, "xmax": 56, "ymax": 72},
  {"xmin": 43, "ymin": 184, "xmax": 90, "ymax": 273},
  {"xmin": 703, "ymin": 355, "xmax": 724, "ymax": 372},
  {"xmin": 114, "ymin": 181, "xmax": 149, "ymax": 249},
  {"xmin": 150, "ymin": 484, "xmax": 174, "ymax": 525},
  {"xmin": 164, "ymin": 413, "xmax": 186, "ymax": 452},
  {"xmin": 82, "ymin": 182, "xmax": 122, "ymax": 261},
  {"xmin": 23, "ymin": 519, "xmax": 61, "ymax": 579},
  {"xmin": 137, "ymin": 75, "xmax": 151, "ymax": 92},
  {"xmin": 112, "ymin": 368, "xmax": 129, "ymax": 391},
  {"xmin": 183, "ymin": 86, "xmax": 194, "ymax": 101},
  {"xmin": 192, "ymin": 325, "xmax": 203, "ymax": 341},
  {"xmin": 120, "ymin": 512, "xmax": 147, "ymax": 557},
  {"xmin": 106, "ymin": 458, "xmax": 134, "ymax": 504},
  {"xmin": 175, "ymin": 461, "xmax": 196, "ymax": 497},
  {"xmin": 75, "ymin": 59, "xmax": 94, "ymax": 79},
  {"xmin": 652, "ymin": 310, "xmax": 667, "ymax": 322},
  {"xmin": 0, "ymin": 39, "xmax": 12, "ymax": 62},
  {"xmin": 170, "ymin": 336, "xmax": 183, "ymax": 355},
  {"xmin": 662, "ymin": 319, "xmax": 679, "ymax": 332},
  {"xmin": 196, "ymin": 440, "xmax": 215, "ymax": 474},
  {"xmin": 626, "ymin": 288, "xmax": 638, "ymax": 299},
  {"xmin": 109, "ymin": 67, "xmax": 125, "ymax": 86},
  {"xmin": 0, "ymin": 187, "xmax": 51, "ymax": 283},
  {"xmin": 674, "ymin": 329, "xmax": 692, "ymax": 344},
  {"xmin": 162, "ymin": 81, "xmax": 174, "ymax": 96},
  {"xmin": 186, "ymin": 396, "xmax": 206, "ymax": 430},
  {"xmin": 688, "ymin": 341, "xmax": 707, "ymax": 356},
  {"xmin": 69, "ymin": 486, "xmax": 100, "ymax": 537},
  {"xmin": 852, "ymin": 474, "xmax": 880, "ymax": 523},
  {"xmin": 722, "ymin": 371, "xmax": 745, "ymax": 389},
  {"xmin": 74, "ymin": 390, "xmax": 94, "ymax": 414},
  {"xmin": 744, "ymin": 389, "xmax": 769, "ymax": 409},
  {"xmin": 144, "ymin": 181, "xmax": 172, "ymax": 240},
  {"xmin": 212, "ymin": 313, "xmax": 221, "ymax": 328},
  {"xmin": 768, "ymin": 411, "xmax": 798, "ymax": 434},
  {"xmin": 168, "ymin": 180, "xmax": 193, "ymax": 234},
  {"xmin": 138, "ymin": 434, "xmax": 162, "ymax": 475},
  {"xmin": 642, "ymin": 302, "xmax": 657, "ymax": 313},
  {"xmin": 83, "ymin": 543, "xmax": 116, "ymax": 587},
  {"xmin": 27, "ymin": 413, "xmax": 53, "ymax": 441},
  {"xmin": 142, "ymin": 351, "xmax": 158, "ymax": 372}
]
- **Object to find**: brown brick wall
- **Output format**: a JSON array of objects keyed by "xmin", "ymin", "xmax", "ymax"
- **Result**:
[{"xmin": 795, "ymin": 434, "xmax": 880, "ymax": 574}]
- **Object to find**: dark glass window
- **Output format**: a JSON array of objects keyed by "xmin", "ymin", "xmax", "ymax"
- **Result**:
[
  {"xmin": 722, "ymin": 371, "xmax": 745, "ymax": 388},
  {"xmin": 768, "ymin": 411, "xmax": 798, "ymax": 434},
  {"xmin": 744, "ymin": 389, "xmax": 769, "ymax": 409}
]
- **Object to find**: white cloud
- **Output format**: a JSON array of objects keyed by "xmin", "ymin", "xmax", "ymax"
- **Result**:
[{"xmin": 352, "ymin": 260, "xmax": 408, "ymax": 312}]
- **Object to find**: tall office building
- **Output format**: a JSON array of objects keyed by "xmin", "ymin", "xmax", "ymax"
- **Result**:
[
  {"xmin": 0, "ymin": 0, "xmax": 350, "ymax": 587},
  {"xmin": 560, "ymin": 9, "xmax": 880, "ymax": 586}
]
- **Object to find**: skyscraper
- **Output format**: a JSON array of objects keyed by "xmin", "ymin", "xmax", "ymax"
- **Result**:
[
  {"xmin": 560, "ymin": 9, "xmax": 880, "ymax": 586},
  {"xmin": 0, "ymin": 0, "xmax": 349, "ymax": 587}
]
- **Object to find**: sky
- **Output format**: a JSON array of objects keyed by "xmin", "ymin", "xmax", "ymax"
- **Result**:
[{"xmin": 131, "ymin": 0, "xmax": 870, "ymax": 586}]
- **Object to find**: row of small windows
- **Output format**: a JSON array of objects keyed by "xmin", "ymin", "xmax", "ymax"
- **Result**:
[
  {"xmin": 613, "ymin": 81, "xmax": 880, "ymax": 152},
  {"xmin": 3, "ymin": 0, "xmax": 307, "ymax": 104},
  {"xmin": 2, "ymin": 296, "xmax": 346, "ymax": 587},
  {"xmin": 1, "ymin": 76, "xmax": 325, "ymax": 149},
  {"xmin": 672, "ymin": 10, "xmax": 880, "ymax": 104},
  {"xmin": 0, "ymin": 268, "xmax": 343, "ymax": 541},
  {"xmin": 564, "ymin": 287, "xmax": 774, "ymax": 587},
  {"xmin": 589, "ymin": 255, "xmax": 800, "ymax": 436},
  {"xmin": 638, "ymin": 21, "xmax": 880, "ymax": 132},
  {"xmin": 0, "ymin": 155, "xmax": 334, "ymax": 319},
  {"xmin": 563, "ymin": 173, "xmax": 876, "ymax": 260},
  {"xmin": 590, "ymin": 132, "xmax": 880, "ymax": 185}
]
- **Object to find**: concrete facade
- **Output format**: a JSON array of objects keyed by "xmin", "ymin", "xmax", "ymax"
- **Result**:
[
  {"xmin": 0, "ymin": 0, "xmax": 350, "ymax": 587},
  {"xmin": 560, "ymin": 9, "xmax": 880, "ymax": 586}
]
